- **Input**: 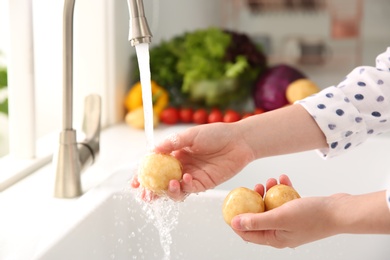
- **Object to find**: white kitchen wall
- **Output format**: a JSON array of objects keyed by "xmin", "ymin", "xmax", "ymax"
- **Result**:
[
  {"xmin": 221, "ymin": 0, "xmax": 389, "ymax": 61},
  {"xmin": 28, "ymin": 0, "xmax": 390, "ymax": 138},
  {"xmin": 33, "ymin": 0, "xmax": 223, "ymax": 138},
  {"xmin": 212, "ymin": 0, "xmax": 389, "ymax": 88},
  {"xmin": 143, "ymin": 0, "xmax": 223, "ymax": 45},
  {"xmin": 0, "ymin": 0, "xmax": 9, "ymax": 57},
  {"xmin": 33, "ymin": 0, "xmax": 132, "ymax": 138}
]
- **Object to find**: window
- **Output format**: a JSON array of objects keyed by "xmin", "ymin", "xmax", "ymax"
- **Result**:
[
  {"xmin": 0, "ymin": 0, "xmax": 9, "ymax": 158},
  {"xmin": 0, "ymin": 0, "xmax": 133, "ymax": 191}
]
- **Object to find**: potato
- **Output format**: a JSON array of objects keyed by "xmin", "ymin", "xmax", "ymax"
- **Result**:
[
  {"xmin": 264, "ymin": 184, "xmax": 300, "ymax": 211},
  {"xmin": 222, "ymin": 187, "xmax": 265, "ymax": 226},
  {"xmin": 286, "ymin": 78, "xmax": 320, "ymax": 103},
  {"xmin": 125, "ymin": 107, "xmax": 159, "ymax": 129},
  {"xmin": 138, "ymin": 153, "xmax": 182, "ymax": 195}
]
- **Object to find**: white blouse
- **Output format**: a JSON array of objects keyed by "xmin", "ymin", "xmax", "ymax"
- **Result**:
[{"xmin": 298, "ymin": 47, "xmax": 390, "ymax": 209}]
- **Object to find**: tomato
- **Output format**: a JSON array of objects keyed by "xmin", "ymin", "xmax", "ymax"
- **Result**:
[
  {"xmin": 208, "ymin": 108, "xmax": 223, "ymax": 123},
  {"xmin": 223, "ymin": 110, "xmax": 241, "ymax": 123},
  {"xmin": 241, "ymin": 112, "xmax": 254, "ymax": 119},
  {"xmin": 193, "ymin": 108, "xmax": 208, "ymax": 124},
  {"xmin": 179, "ymin": 107, "xmax": 194, "ymax": 123},
  {"xmin": 255, "ymin": 108, "xmax": 265, "ymax": 114},
  {"xmin": 160, "ymin": 107, "xmax": 180, "ymax": 124}
]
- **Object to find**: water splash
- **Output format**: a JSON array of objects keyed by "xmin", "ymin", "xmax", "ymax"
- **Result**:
[{"xmin": 135, "ymin": 192, "xmax": 180, "ymax": 260}]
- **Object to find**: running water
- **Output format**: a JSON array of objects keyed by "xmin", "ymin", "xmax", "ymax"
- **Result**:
[
  {"xmin": 135, "ymin": 194, "xmax": 180, "ymax": 260},
  {"xmin": 135, "ymin": 43, "xmax": 154, "ymax": 150},
  {"xmin": 134, "ymin": 43, "xmax": 179, "ymax": 259}
]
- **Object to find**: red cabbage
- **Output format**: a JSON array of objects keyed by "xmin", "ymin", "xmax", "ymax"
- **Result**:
[{"xmin": 253, "ymin": 64, "xmax": 306, "ymax": 111}]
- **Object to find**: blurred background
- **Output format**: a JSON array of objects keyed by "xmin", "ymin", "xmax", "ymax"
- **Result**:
[
  {"xmin": 143, "ymin": 0, "xmax": 389, "ymax": 84},
  {"xmin": 0, "ymin": 0, "xmax": 389, "ymax": 157}
]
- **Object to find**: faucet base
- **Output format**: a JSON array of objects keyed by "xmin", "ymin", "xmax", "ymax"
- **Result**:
[{"xmin": 54, "ymin": 129, "xmax": 82, "ymax": 198}]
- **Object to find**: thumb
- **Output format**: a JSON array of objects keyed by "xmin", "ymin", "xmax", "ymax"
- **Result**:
[{"xmin": 231, "ymin": 212, "xmax": 281, "ymax": 231}]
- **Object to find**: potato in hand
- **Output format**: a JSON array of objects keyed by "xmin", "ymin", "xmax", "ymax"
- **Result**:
[
  {"xmin": 138, "ymin": 153, "xmax": 183, "ymax": 195},
  {"xmin": 222, "ymin": 187, "xmax": 265, "ymax": 226},
  {"xmin": 264, "ymin": 184, "xmax": 300, "ymax": 211}
]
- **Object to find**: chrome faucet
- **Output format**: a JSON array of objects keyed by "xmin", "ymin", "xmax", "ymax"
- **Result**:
[
  {"xmin": 127, "ymin": 0, "xmax": 153, "ymax": 46},
  {"xmin": 54, "ymin": 0, "xmax": 152, "ymax": 198}
]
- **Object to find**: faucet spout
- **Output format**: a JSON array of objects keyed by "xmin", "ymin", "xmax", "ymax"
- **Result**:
[{"xmin": 127, "ymin": 0, "xmax": 152, "ymax": 46}]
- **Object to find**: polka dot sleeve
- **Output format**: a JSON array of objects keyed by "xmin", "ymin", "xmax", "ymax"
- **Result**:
[{"xmin": 297, "ymin": 47, "xmax": 390, "ymax": 159}]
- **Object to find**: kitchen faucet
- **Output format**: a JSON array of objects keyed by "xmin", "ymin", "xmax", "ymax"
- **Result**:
[{"xmin": 54, "ymin": 0, "xmax": 152, "ymax": 198}]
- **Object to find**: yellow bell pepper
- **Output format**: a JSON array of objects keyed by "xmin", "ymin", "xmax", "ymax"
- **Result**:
[{"xmin": 124, "ymin": 80, "xmax": 169, "ymax": 115}]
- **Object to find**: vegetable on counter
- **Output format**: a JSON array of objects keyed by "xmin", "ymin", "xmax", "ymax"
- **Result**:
[
  {"xmin": 285, "ymin": 78, "xmax": 320, "ymax": 103},
  {"xmin": 124, "ymin": 80, "xmax": 169, "ymax": 115},
  {"xmin": 131, "ymin": 27, "xmax": 267, "ymax": 108},
  {"xmin": 223, "ymin": 109, "xmax": 241, "ymax": 123},
  {"xmin": 125, "ymin": 107, "xmax": 159, "ymax": 129},
  {"xmin": 159, "ymin": 107, "xmax": 180, "ymax": 125},
  {"xmin": 158, "ymin": 106, "xmax": 264, "ymax": 126},
  {"xmin": 0, "ymin": 66, "xmax": 8, "ymax": 115},
  {"xmin": 179, "ymin": 107, "xmax": 194, "ymax": 123},
  {"xmin": 208, "ymin": 108, "xmax": 223, "ymax": 123},
  {"xmin": 178, "ymin": 28, "xmax": 267, "ymax": 107},
  {"xmin": 124, "ymin": 80, "xmax": 168, "ymax": 129},
  {"xmin": 253, "ymin": 64, "xmax": 306, "ymax": 111},
  {"xmin": 192, "ymin": 108, "xmax": 208, "ymax": 124}
]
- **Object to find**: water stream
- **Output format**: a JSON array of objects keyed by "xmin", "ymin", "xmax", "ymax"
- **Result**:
[
  {"xmin": 135, "ymin": 43, "xmax": 154, "ymax": 150},
  {"xmin": 134, "ymin": 43, "xmax": 178, "ymax": 259}
]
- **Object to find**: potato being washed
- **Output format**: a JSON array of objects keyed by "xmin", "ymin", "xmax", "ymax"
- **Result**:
[{"xmin": 138, "ymin": 153, "xmax": 183, "ymax": 195}]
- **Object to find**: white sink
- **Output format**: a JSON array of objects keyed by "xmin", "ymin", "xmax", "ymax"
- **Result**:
[
  {"xmin": 2, "ymin": 125, "xmax": 388, "ymax": 259},
  {"xmin": 34, "ymin": 134, "xmax": 390, "ymax": 260}
]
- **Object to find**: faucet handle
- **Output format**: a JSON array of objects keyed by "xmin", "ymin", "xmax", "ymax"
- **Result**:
[
  {"xmin": 82, "ymin": 94, "xmax": 101, "ymax": 141},
  {"xmin": 78, "ymin": 94, "xmax": 101, "ymax": 168}
]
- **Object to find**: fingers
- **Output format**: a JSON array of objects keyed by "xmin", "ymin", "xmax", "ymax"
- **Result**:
[
  {"xmin": 279, "ymin": 174, "xmax": 293, "ymax": 186},
  {"xmin": 265, "ymin": 175, "xmax": 293, "ymax": 191},
  {"xmin": 154, "ymin": 125, "xmax": 202, "ymax": 155},
  {"xmin": 130, "ymin": 174, "xmax": 140, "ymax": 188},
  {"xmin": 265, "ymin": 178, "xmax": 278, "ymax": 191},
  {"xmin": 154, "ymin": 132, "xmax": 182, "ymax": 154},
  {"xmin": 141, "ymin": 188, "xmax": 160, "ymax": 201},
  {"xmin": 132, "ymin": 173, "xmax": 196, "ymax": 202},
  {"xmin": 166, "ymin": 175, "xmax": 192, "ymax": 201},
  {"xmin": 154, "ymin": 128, "xmax": 196, "ymax": 154},
  {"xmin": 254, "ymin": 184, "xmax": 265, "ymax": 197}
]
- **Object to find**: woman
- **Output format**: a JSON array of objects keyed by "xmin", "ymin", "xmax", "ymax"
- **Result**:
[{"xmin": 132, "ymin": 47, "xmax": 390, "ymax": 248}]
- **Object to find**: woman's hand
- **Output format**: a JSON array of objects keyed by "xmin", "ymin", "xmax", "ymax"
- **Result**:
[
  {"xmin": 131, "ymin": 122, "xmax": 256, "ymax": 201},
  {"xmin": 231, "ymin": 175, "xmax": 339, "ymax": 248},
  {"xmin": 131, "ymin": 105, "xmax": 328, "ymax": 201},
  {"xmin": 231, "ymin": 175, "xmax": 390, "ymax": 248}
]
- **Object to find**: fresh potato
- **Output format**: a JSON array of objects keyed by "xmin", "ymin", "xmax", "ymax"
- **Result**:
[
  {"xmin": 286, "ymin": 78, "xmax": 320, "ymax": 103},
  {"xmin": 222, "ymin": 187, "xmax": 265, "ymax": 226},
  {"xmin": 138, "ymin": 153, "xmax": 182, "ymax": 195},
  {"xmin": 264, "ymin": 184, "xmax": 300, "ymax": 211},
  {"xmin": 125, "ymin": 107, "xmax": 159, "ymax": 129}
]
